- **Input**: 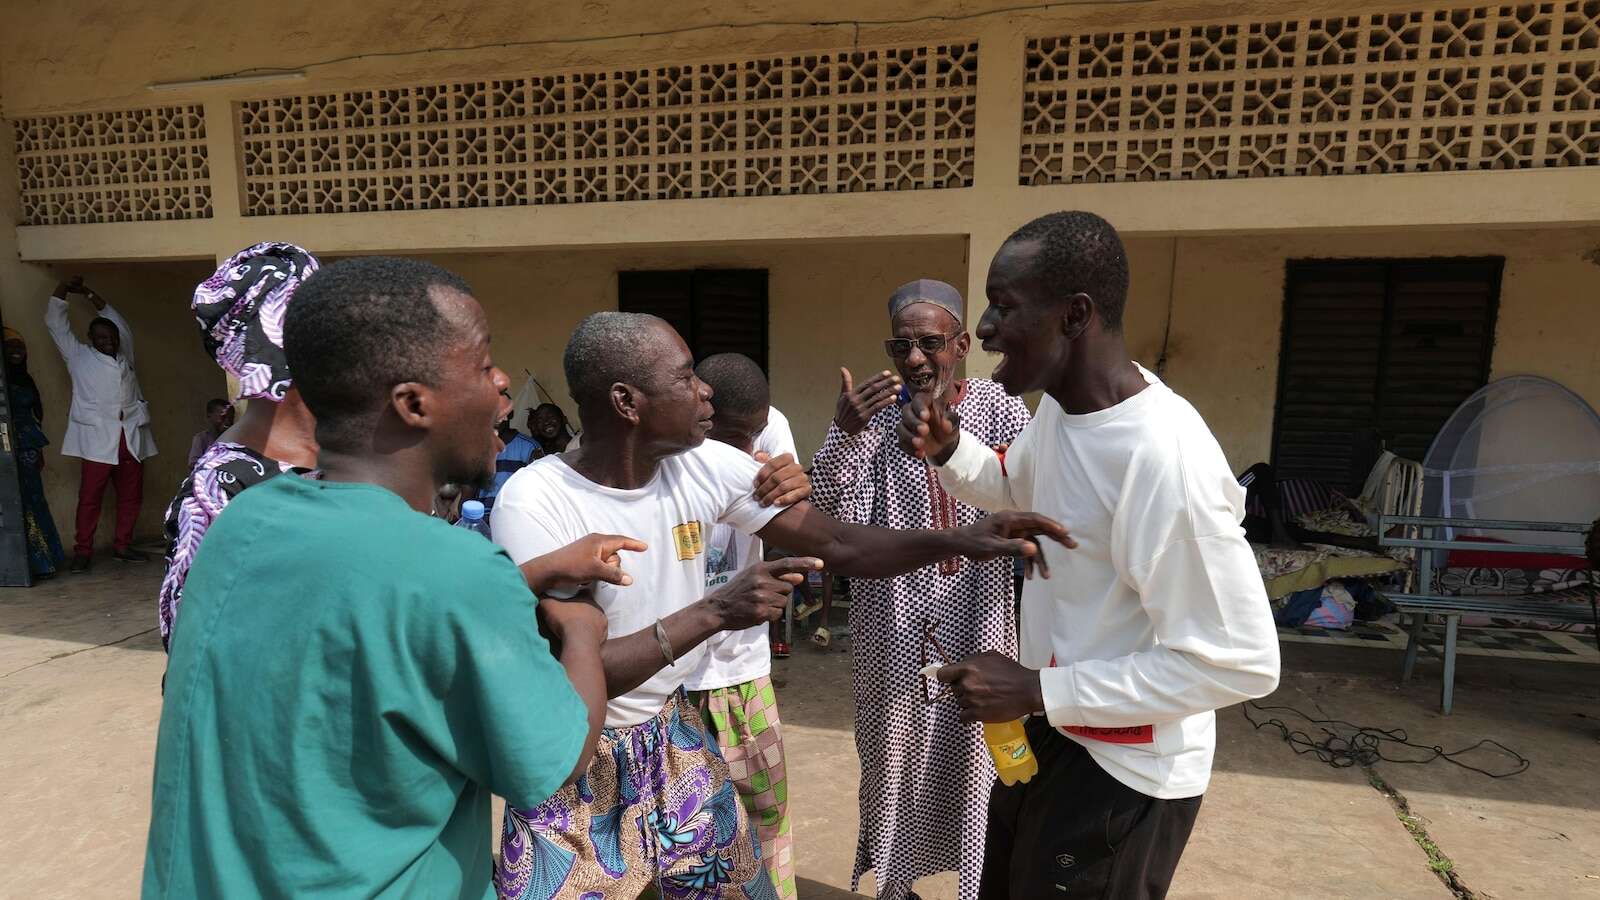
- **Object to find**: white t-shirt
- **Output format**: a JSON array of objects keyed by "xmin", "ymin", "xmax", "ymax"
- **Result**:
[
  {"xmin": 935, "ymin": 366, "xmax": 1280, "ymax": 799},
  {"xmin": 755, "ymin": 407, "xmax": 795, "ymax": 463},
  {"xmin": 684, "ymin": 407, "xmax": 797, "ymax": 691},
  {"xmin": 493, "ymin": 440, "xmax": 785, "ymax": 726}
]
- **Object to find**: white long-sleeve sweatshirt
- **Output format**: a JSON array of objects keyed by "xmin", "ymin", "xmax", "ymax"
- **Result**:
[{"xmin": 934, "ymin": 366, "xmax": 1279, "ymax": 799}]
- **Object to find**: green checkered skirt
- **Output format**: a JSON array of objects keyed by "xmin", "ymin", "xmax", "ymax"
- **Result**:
[{"xmin": 692, "ymin": 676, "xmax": 794, "ymax": 899}]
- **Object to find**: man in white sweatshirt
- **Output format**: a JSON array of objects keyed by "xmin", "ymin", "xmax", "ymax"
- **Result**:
[{"xmin": 899, "ymin": 210, "xmax": 1280, "ymax": 900}]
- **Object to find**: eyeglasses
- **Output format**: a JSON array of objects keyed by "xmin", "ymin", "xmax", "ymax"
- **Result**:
[
  {"xmin": 884, "ymin": 330, "xmax": 963, "ymax": 360},
  {"xmin": 919, "ymin": 619, "xmax": 956, "ymax": 704}
]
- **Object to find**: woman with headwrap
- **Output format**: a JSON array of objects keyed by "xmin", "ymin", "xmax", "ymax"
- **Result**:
[
  {"xmin": 4, "ymin": 326, "xmax": 65, "ymax": 578},
  {"xmin": 158, "ymin": 243, "xmax": 321, "ymax": 652}
]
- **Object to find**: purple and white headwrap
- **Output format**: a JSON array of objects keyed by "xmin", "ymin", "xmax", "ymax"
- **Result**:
[{"xmin": 192, "ymin": 242, "xmax": 319, "ymax": 402}]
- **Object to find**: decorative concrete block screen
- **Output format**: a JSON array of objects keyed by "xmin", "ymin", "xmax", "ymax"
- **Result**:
[
  {"xmin": 237, "ymin": 43, "xmax": 978, "ymax": 215},
  {"xmin": 13, "ymin": 106, "xmax": 211, "ymax": 225},
  {"xmin": 1021, "ymin": 2, "xmax": 1600, "ymax": 183}
]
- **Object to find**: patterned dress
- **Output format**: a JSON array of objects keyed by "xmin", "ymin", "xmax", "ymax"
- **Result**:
[
  {"xmin": 809, "ymin": 379, "xmax": 1030, "ymax": 900},
  {"xmin": 159, "ymin": 441, "xmax": 298, "ymax": 651},
  {"xmin": 7, "ymin": 376, "xmax": 64, "ymax": 577}
]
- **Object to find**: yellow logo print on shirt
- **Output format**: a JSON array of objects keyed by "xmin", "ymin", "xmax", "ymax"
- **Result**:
[{"xmin": 672, "ymin": 520, "xmax": 705, "ymax": 561}]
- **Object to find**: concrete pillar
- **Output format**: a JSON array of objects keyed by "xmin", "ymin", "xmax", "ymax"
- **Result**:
[
  {"xmin": 201, "ymin": 97, "xmax": 243, "ymax": 230},
  {"xmin": 962, "ymin": 22, "xmax": 1027, "ymax": 380}
]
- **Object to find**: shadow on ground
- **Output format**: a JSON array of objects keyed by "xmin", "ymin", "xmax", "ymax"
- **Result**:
[
  {"xmin": 0, "ymin": 565, "xmax": 164, "ymax": 676},
  {"xmin": 794, "ymin": 877, "xmax": 866, "ymax": 898}
]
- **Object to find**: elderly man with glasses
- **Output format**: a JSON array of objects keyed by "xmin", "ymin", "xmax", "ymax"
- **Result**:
[{"xmin": 809, "ymin": 279, "xmax": 1032, "ymax": 900}]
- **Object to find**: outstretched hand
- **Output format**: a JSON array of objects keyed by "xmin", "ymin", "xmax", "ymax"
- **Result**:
[
  {"xmin": 751, "ymin": 451, "xmax": 811, "ymax": 508},
  {"xmin": 897, "ymin": 392, "xmax": 961, "ymax": 464},
  {"xmin": 707, "ymin": 556, "xmax": 824, "ymax": 630},
  {"xmin": 956, "ymin": 511, "xmax": 1075, "ymax": 577},
  {"xmin": 521, "ymin": 533, "xmax": 648, "ymax": 596}
]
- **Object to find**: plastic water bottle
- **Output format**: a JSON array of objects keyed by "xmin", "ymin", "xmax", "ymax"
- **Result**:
[
  {"xmin": 456, "ymin": 500, "xmax": 492, "ymax": 539},
  {"xmin": 983, "ymin": 719, "xmax": 1039, "ymax": 786}
]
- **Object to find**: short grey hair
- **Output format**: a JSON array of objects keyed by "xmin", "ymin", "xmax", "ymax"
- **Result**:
[{"xmin": 563, "ymin": 311, "xmax": 671, "ymax": 408}]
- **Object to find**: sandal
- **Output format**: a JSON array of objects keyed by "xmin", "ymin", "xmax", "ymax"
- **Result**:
[
  {"xmin": 772, "ymin": 641, "xmax": 792, "ymax": 659},
  {"xmin": 793, "ymin": 599, "xmax": 823, "ymax": 620},
  {"xmin": 811, "ymin": 627, "xmax": 831, "ymax": 648}
]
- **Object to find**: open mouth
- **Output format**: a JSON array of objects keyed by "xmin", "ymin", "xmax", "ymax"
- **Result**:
[
  {"xmin": 906, "ymin": 370, "xmax": 937, "ymax": 392},
  {"xmin": 985, "ymin": 345, "xmax": 1012, "ymax": 383},
  {"xmin": 492, "ymin": 404, "xmax": 513, "ymax": 453}
]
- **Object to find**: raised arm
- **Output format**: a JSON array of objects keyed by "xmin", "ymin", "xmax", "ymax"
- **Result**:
[
  {"xmin": 809, "ymin": 368, "xmax": 899, "ymax": 520},
  {"xmin": 897, "ymin": 392, "xmax": 1020, "ymax": 513},
  {"xmin": 87, "ymin": 289, "xmax": 136, "ymax": 362},
  {"xmin": 809, "ymin": 420, "xmax": 881, "ymax": 522},
  {"xmin": 44, "ymin": 281, "xmax": 86, "ymax": 363},
  {"xmin": 934, "ymin": 430, "xmax": 1020, "ymax": 512},
  {"xmin": 756, "ymin": 499, "xmax": 1070, "ymax": 580}
]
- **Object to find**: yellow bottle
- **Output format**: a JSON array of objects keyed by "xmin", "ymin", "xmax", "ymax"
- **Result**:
[{"xmin": 983, "ymin": 719, "xmax": 1039, "ymax": 786}]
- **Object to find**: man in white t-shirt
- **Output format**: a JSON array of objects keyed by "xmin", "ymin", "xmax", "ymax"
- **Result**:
[
  {"xmin": 901, "ymin": 211, "xmax": 1281, "ymax": 900},
  {"xmin": 492, "ymin": 312, "xmax": 1069, "ymax": 900},
  {"xmin": 684, "ymin": 353, "xmax": 800, "ymax": 898}
]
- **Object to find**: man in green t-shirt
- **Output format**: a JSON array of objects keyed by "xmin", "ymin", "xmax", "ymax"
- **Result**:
[{"xmin": 144, "ymin": 257, "xmax": 633, "ymax": 899}]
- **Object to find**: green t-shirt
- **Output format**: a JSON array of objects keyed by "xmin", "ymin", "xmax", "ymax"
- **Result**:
[{"xmin": 143, "ymin": 476, "xmax": 587, "ymax": 899}]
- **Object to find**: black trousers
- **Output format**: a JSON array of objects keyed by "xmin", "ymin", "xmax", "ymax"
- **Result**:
[{"xmin": 980, "ymin": 717, "xmax": 1202, "ymax": 899}]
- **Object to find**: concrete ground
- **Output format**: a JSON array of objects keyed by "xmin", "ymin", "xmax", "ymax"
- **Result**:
[{"xmin": 2, "ymin": 568, "xmax": 1598, "ymax": 899}]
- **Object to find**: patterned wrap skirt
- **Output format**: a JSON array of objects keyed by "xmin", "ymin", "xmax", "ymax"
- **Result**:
[{"xmin": 496, "ymin": 691, "xmax": 778, "ymax": 900}]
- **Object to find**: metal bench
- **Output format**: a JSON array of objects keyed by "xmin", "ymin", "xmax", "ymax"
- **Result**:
[{"xmin": 1377, "ymin": 515, "xmax": 1596, "ymax": 715}]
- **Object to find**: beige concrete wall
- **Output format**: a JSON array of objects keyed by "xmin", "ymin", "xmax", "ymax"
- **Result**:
[
  {"xmin": 412, "ymin": 237, "xmax": 967, "ymax": 462},
  {"xmin": 1131, "ymin": 227, "xmax": 1600, "ymax": 471},
  {"xmin": 3, "ymin": 0, "xmax": 1442, "ymax": 115},
  {"xmin": 12, "ymin": 0, "xmax": 1600, "ymax": 268}
]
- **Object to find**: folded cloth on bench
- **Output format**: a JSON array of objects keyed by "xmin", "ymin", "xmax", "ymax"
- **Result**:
[{"xmin": 1254, "ymin": 543, "xmax": 1404, "ymax": 600}]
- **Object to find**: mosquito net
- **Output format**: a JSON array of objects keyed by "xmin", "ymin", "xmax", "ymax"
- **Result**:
[{"xmin": 1421, "ymin": 376, "xmax": 1600, "ymax": 547}]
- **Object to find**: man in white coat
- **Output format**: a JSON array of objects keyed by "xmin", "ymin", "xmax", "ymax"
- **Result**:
[{"xmin": 45, "ymin": 277, "xmax": 157, "ymax": 572}]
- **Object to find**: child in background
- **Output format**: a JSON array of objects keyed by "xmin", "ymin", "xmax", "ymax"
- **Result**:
[{"xmin": 187, "ymin": 399, "xmax": 232, "ymax": 467}]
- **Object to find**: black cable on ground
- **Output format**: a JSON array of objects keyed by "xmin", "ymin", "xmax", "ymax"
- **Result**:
[{"xmin": 1241, "ymin": 700, "xmax": 1529, "ymax": 778}]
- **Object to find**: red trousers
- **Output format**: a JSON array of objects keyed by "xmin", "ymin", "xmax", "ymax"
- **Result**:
[{"xmin": 74, "ymin": 434, "xmax": 143, "ymax": 556}]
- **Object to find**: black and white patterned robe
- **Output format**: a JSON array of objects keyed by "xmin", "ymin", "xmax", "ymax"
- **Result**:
[{"xmin": 810, "ymin": 378, "xmax": 1030, "ymax": 900}]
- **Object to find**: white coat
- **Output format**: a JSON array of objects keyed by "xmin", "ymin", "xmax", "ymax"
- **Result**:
[{"xmin": 44, "ymin": 296, "xmax": 158, "ymax": 464}]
